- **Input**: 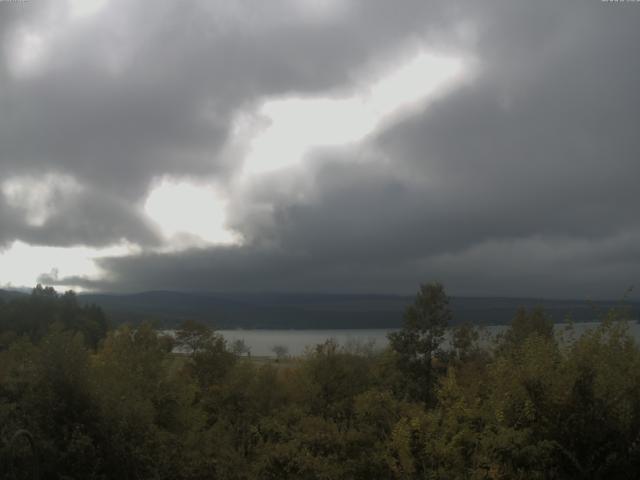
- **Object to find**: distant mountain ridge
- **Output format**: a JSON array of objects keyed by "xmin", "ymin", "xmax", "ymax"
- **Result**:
[
  {"xmin": 0, "ymin": 289, "xmax": 27, "ymax": 302},
  {"xmin": 73, "ymin": 290, "xmax": 640, "ymax": 329},
  {"xmin": 3, "ymin": 288, "xmax": 637, "ymax": 329}
]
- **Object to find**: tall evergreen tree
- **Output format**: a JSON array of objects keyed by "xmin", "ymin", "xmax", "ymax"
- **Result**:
[{"xmin": 388, "ymin": 282, "xmax": 451, "ymax": 404}]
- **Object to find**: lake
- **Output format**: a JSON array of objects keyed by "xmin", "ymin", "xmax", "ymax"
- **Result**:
[{"xmin": 216, "ymin": 321, "xmax": 640, "ymax": 357}]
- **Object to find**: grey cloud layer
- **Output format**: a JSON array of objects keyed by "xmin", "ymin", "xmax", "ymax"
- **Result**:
[
  {"xmin": 3, "ymin": 0, "xmax": 640, "ymax": 297},
  {"xmin": 0, "ymin": 0, "xmax": 463, "ymax": 247},
  {"xmin": 0, "ymin": 187, "xmax": 159, "ymax": 247}
]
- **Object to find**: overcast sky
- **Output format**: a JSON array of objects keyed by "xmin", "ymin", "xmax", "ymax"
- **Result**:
[{"xmin": 1, "ymin": 0, "xmax": 639, "ymax": 299}]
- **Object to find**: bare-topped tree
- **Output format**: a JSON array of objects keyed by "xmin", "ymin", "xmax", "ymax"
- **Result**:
[
  {"xmin": 175, "ymin": 320, "xmax": 215, "ymax": 355},
  {"xmin": 271, "ymin": 344, "xmax": 289, "ymax": 361},
  {"xmin": 230, "ymin": 338, "xmax": 251, "ymax": 357}
]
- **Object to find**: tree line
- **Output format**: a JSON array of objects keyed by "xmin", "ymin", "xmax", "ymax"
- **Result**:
[{"xmin": 1, "ymin": 283, "xmax": 639, "ymax": 479}]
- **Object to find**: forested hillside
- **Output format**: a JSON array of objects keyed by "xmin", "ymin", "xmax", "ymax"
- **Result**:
[
  {"xmin": 77, "ymin": 290, "xmax": 640, "ymax": 329},
  {"xmin": 1, "ymin": 284, "xmax": 640, "ymax": 479}
]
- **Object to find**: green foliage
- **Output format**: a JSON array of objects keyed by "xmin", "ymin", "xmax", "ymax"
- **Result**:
[
  {"xmin": 451, "ymin": 322, "xmax": 481, "ymax": 362},
  {"xmin": 497, "ymin": 306, "xmax": 554, "ymax": 354},
  {"xmin": 0, "ymin": 285, "xmax": 108, "ymax": 349},
  {"xmin": 175, "ymin": 319, "xmax": 214, "ymax": 355},
  {"xmin": 176, "ymin": 320, "xmax": 237, "ymax": 390},
  {"xmin": 1, "ymin": 284, "xmax": 640, "ymax": 479},
  {"xmin": 388, "ymin": 282, "xmax": 452, "ymax": 404}
]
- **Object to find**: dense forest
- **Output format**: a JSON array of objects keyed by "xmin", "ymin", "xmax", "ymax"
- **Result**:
[{"xmin": 1, "ymin": 284, "xmax": 640, "ymax": 479}]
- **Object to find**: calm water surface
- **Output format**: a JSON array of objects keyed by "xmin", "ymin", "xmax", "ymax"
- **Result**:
[{"xmin": 216, "ymin": 321, "xmax": 640, "ymax": 357}]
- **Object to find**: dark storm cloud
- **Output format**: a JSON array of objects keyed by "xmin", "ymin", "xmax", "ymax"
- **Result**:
[
  {"xmin": 372, "ymin": 2, "xmax": 640, "ymax": 255},
  {"xmin": 1, "ymin": 0, "xmax": 465, "ymax": 247},
  {"xmin": 3, "ymin": 1, "xmax": 640, "ymax": 297},
  {"xmin": 57, "ymin": 230, "xmax": 640, "ymax": 299},
  {"xmin": 0, "ymin": 186, "xmax": 160, "ymax": 247},
  {"xmin": 1, "ymin": 0, "xmax": 461, "ymax": 191},
  {"xmin": 190, "ymin": 0, "xmax": 638, "ymax": 298}
]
